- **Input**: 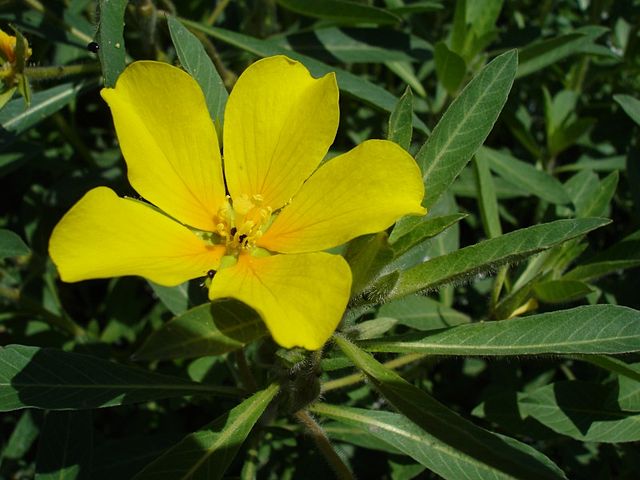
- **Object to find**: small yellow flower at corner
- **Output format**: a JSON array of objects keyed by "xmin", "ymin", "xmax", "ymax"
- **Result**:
[
  {"xmin": 49, "ymin": 56, "xmax": 426, "ymax": 350},
  {"xmin": 0, "ymin": 27, "xmax": 31, "ymax": 65}
]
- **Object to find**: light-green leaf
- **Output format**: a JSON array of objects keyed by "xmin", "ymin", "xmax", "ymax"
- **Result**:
[
  {"xmin": 416, "ymin": 50, "xmax": 517, "ymax": 211},
  {"xmin": 0, "ymin": 229, "xmax": 30, "ymax": 258},
  {"xmin": 0, "ymin": 82, "xmax": 91, "ymax": 149},
  {"xmin": 277, "ymin": 0, "xmax": 400, "ymax": 25},
  {"xmin": 614, "ymin": 94, "xmax": 640, "ymax": 126},
  {"xmin": 520, "ymin": 381, "xmax": 640, "ymax": 443},
  {"xmin": 0, "ymin": 344, "xmax": 240, "ymax": 411},
  {"xmin": 133, "ymin": 383, "xmax": 279, "ymax": 480},
  {"xmin": 96, "ymin": 0, "xmax": 127, "ymax": 87},
  {"xmin": 389, "ymin": 213, "xmax": 466, "ymax": 257},
  {"xmin": 383, "ymin": 217, "xmax": 609, "ymax": 302},
  {"xmin": 388, "ymin": 86, "xmax": 413, "ymax": 151},
  {"xmin": 362, "ymin": 305, "xmax": 640, "ymax": 356},
  {"xmin": 378, "ymin": 295, "xmax": 470, "ymax": 331},
  {"xmin": 35, "ymin": 411, "xmax": 92, "ymax": 480},
  {"xmin": 479, "ymin": 147, "xmax": 570, "ymax": 204},
  {"xmin": 133, "ymin": 300, "xmax": 266, "ymax": 361},
  {"xmin": 179, "ymin": 20, "xmax": 429, "ymax": 133},
  {"xmin": 533, "ymin": 279, "xmax": 594, "ymax": 303},
  {"xmin": 333, "ymin": 336, "xmax": 566, "ymax": 479},
  {"xmin": 168, "ymin": 16, "xmax": 228, "ymax": 134}
]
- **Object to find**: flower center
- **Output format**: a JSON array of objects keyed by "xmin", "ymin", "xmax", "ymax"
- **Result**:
[{"xmin": 213, "ymin": 193, "xmax": 273, "ymax": 255}]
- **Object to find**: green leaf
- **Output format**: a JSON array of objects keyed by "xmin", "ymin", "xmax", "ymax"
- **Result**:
[
  {"xmin": 388, "ymin": 2, "xmax": 443, "ymax": 15},
  {"xmin": 389, "ymin": 213, "xmax": 466, "ymax": 256},
  {"xmin": 0, "ymin": 229, "xmax": 30, "ymax": 258},
  {"xmin": 533, "ymin": 279, "xmax": 594, "ymax": 303},
  {"xmin": 333, "ymin": 336, "xmax": 566, "ymax": 479},
  {"xmin": 0, "ymin": 344, "xmax": 240, "ymax": 411},
  {"xmin": 313, "ymin": 403, "xmax": 560, "ymax": 480},
  {"xmin": 434, "ymin": 41, "xmax": 466, "ymax": 94},
  {"xmin": 133, "ymin": 383, "xmax": 279, "ymax": 480},
  {"xmin": 479, "ymin": 147, "xmax": 570, "ymax": 204},
  {"xmin": 179, "ymin": 20, "xmax": 429, "ymax": 134},
  {"xmin": 168, "ymin": 16, "xmax": 228, "ymax": 134},
  {"xmin": 35, "ymin": 411, "xmax": 92, "ymax": 480},
  {"xmin": 383, "ymin": 218, "xmax": 609, "ymax": 302},
  {"xmin": 416, "ymin": 50, "xmax": 517, "ymax": 210},
  {"xmin": 0, "ymin": 82, "xmax": 92, "ymax": 149},
  {"xmin": 1, "ymin": 410, "xmax": 41, "ymax": 461},
  {"xmin": 473, "ymin": 153, "xmax": 502, "ymax": 238},
  {"xmin": 581, "ymin": 170, "xmax": 618, "ymax": 218},
  {"xmin": 520, "ymin": 381, "xmax": 640, "ymax": 443},
  {"xmin": 614, "ymin": 94, "xmax": 640, "ymax": 126},
  {"xmin": 344, "ymin": 232, "xmax": 394, "ymax": 298},
  {"xmin": 563, "ymin": 229, "xmax": 640, "ymax": 281},
  {"xmin": 384, "ymin": 61, "xmax": 427, "ymax": 98},
  {"xmin": 387, "ymin": 86, "xmax": 413, "ymax": 150},
  {"xmin": 133, "ymin": 300, "xmax": 266, "ymax": 361},
  {"xmin": 148, "ymin": 281, "xmax": 190, "ymax": 316},
  {"xmin": 276, "ymin": 0, "xmax": 400, "ymax": 25},
  {"xmin": 361, "ymin": 305, "xmax": 640, "ymax": 356},
  {"xmin": 96, "ymin": 0, "xmax": 127, "ymax": 87},
  {"xmin": 517, "ymin": 27, "xmax": 608, "ymax": 78},
  {"xmin": 378, "ymin": 295, "xmax": 470, "ymax": 331}
]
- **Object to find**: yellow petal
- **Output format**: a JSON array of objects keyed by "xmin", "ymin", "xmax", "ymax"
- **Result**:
[
  {"xmin": 49, "ymin": 187, "xmax": 224, "ymax": 286},
  {"xmin": 258, "ymin": 140, "xmax": 426, "ymax": 253},
  {"xmin": 209, "ymin": 252, "xmax": 351, "ymax": 350},
  {"xmin": 101, "ymin": 61, "xmax": 225, "ymax": 231},
  {"xmin": 224, "ymin": 55, "xmax": 339, "ymax": 211}
]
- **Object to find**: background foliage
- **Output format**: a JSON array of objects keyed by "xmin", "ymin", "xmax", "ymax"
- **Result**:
[{"xmin": 1, "ymin": 0, "xmax": 640, "ymax": 479}]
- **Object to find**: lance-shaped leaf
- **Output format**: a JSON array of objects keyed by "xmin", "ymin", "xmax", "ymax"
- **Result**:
[
  {"xmin": 0, "ymin": 344, "xmax": 240, "ymax": 411},
  {"xmin": 389, "ymin": 213, "xmax": 466, "ymax": 257},
  {"xmin": 0, "ymin": 82, "xmax": 92, "ymax": 149},
  {"xmin": 519, "ymin": 381, "xmax": 640, "ymax": 443},
  {"xmin": 361, "ymin": 305, "xmax": 640, "ymax": 356},
  {"xmin": 168, "ymin": 16, "xmax": 228, "ymax": 132},
  {"xmin": 96, "ymin": 0, "xmax": 127, "ymax": 87},
  {"xmin": 179, "ymin": 20, "xmax": 428, "ymax": 133},
  {"xmin": 614, "ymin": 94, "xmax": 640, "ymax": 126},
  {"xmin": 388, "ymin": 86, "xmax": 413, "ymax": 151},
  {"xmin": 381, "ymin": 217, "xmax": 609, "ymax": 302},
  {"xmin": 35, "ymin": 411, "xmax": 93, "ymax": 480},
  {"xmin": 333, "ymin": 336, "xmax": 566, "ymax": 479},
  {"xmin": 416, "ymin": 49, "xmax": 517, "ymax": 210},
  {"xmin": 479, "ymin": 147, "xmax": 570, "ymax": 205},
  {"xmin": 134, "ymin": 383, "xmax": 279, "ymax": 480},
  {"xmin": 133, "ymin": 300, "xmax": 266, "ymax": 361},
  {"xmin": 312, "ymin": 403, "xmax": 563, "ymax": 480},
  {"xmin": 277, "ymin": 0, "xmax": 400, "ymax": 25}
]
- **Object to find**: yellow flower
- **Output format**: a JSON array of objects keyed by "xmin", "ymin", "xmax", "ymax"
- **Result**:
[
  {"xmin": 0, "ymin": 28, "xmax": 31, "ymax": 65},
  {"xmin": 49, "ymin": 56, "xmax": 425, "ymax": 349}
]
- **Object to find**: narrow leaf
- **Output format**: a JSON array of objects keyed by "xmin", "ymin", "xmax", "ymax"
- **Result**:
[
  {"xmin": 35, "ymin": 411, "xmax": 92, "ymax": 480},
  {"xmin": 334, "ymin": 336, "xmax": 566, "ymax": 479},
  {"xmin": 378, "ymin": 295, "xmax": 470, "ymax": 331},
  {"xmin": 479, "ymin": 147, "xmax": 570, "ymax": 204},
  {"xmin": 362, "ymin": 305, "xmax": 640, "ymax": 356},
  {"xmin": 96, "ymin": 0, "xmax": 127, "ymax": 87},
  {"xmin": 134, "ymin": 383, "xmax": 279, "ymax": 480},
  {"xmin": 133, "ymin": 300, "xmax": 266, "ymax": 361},
  {"xmin": 0, "ymin": 344, "xmax": 240, "ymax": 411},
  {"xmin": 533, "ymin": 279, "xmax": 594, "ymax": 303},
  {"xmin": 277, "ymin": 0, "xmax": 400, "ymax": 25},
  {"xmin": 390, "ymin": 213, "xmax": 466, "ymax": 256},
  {"xmin": 614, "ymin": 94, "xmax": 640, "ymax": 126},
  {"xmin": 385, "ymin": 218, "xmax": 609, "ymax": 302},
  {"xmin": 168, "ymin": 16, "xmax": 228, "ymax": 132},
  {"xmin": 387, "ymin": 86, "xmax": 413, "ymax": 150},
  {"xmin": 434, "ymin": 41, "xmax": 466, "ymax": 94},
  {"xmin": 473, "ymin": 153, "xmax": 502, "ymax": 238},
  {"xmin": 0, "ymin": 82, "xmax": 92, "ymax": 149},
  {"xmin": 416, "ymin": 50, "xmax": 517, "ymax": 210}
]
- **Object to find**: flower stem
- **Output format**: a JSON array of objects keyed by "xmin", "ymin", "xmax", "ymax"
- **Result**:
[
  {"xmin": 205, "ymin": 0, "xmax": 231, "ymax": 26},
  {"xmin": 25, "ymin": 63, "xmax": 101, "ymax": 81},
  {"xmin": 322, "ymin": 352, "xmax": 427, "ymax": 393},
  {"xmin": 293, "ymin": 410, "xmax": 354, "ymax": 480}
]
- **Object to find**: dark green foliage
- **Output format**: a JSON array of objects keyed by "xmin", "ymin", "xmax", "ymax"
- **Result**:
[{"xmin": 1, "ymin": 1, "xmax": 640, "ymax": 479}]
